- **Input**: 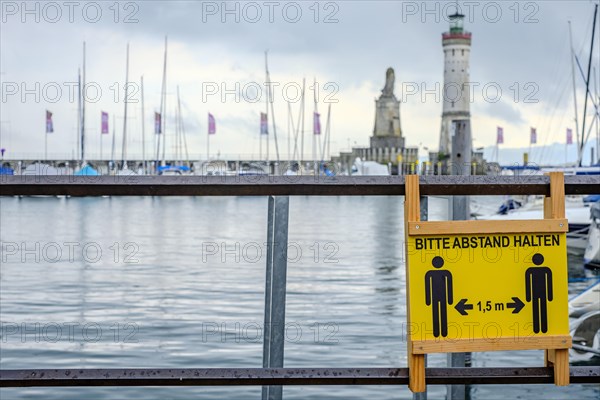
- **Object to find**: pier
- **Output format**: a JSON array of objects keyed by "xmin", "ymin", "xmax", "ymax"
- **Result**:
[{"xmin": 1, "ymin": 174, "xmax": 599, "ymax": 397}]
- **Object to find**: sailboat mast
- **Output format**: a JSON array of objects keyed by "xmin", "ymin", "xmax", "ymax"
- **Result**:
[
  {"xmin": 323, "ymin": 103, "xmax": 331, "ymax": 162},
  {"xmin": 568, "ymin": 21, "xmax": 581, "ymax": 165},
  {"xmin": 176, "ymin": 85, "xmax": 181, "ymax": 165},
  {"xmin": 177, "ymin": 86, "xmax": 190, "ymax": 167},
  {"xmin": 313, "ymin": 76, "xmax": 318, "ymax": 166},
  {"xmin": 287, "ymin": 101, "xmax": 291, "ymax": 160},
  {"xmin": 592, "ymin": 68, "xmax": 600, "ymax": 164},
  {"xmin": 141, "ymin": 75, "xmax": 146, "ymax": 174},
  {"xmin": 121, "ymin": 43, "xmax": 130, "ymax": 169},
  {"xmin": 300, "ymin": 77, "xmax": 306, "ymax": 164},
  {"xmin": 161, "ymin": 37, "xmax": 168, "ymax": 165},
  {"xmin": 156, "ymin": 36, "xmax": 168, "ymax": 168},
  {"xmin": 111, "ymin": 114, "xmax": 116, "ymax": 167},
  {"xmin": 77, "ymin": 68, "xmax": 81, "ymax": 161},
  {"xmin": 81, "ymin": 41, "xmax": 86, "ymax": 164},
  {"xmin": 578, "ymin": 3, "xmax": 598, "ymax": 166},
  {"xmin": 327, "ymin": 104, "xmax": 331, "ymax": 161},
  {"xmin": 265, "ymin": 51, "xmax": 280, "ymax": 165},
  {"xmin": 174, "ymin": 87, "xmax": 178, "ymax": 163},
  {"xmin": 264, "ymin": 51, "xmax": 269, "ymax": 163}
]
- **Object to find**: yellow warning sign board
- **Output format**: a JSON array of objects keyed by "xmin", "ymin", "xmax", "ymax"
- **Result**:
[
  {"xmin": 406, "ymin": 230, "xmax": 569, "ymax": 348},
  {"xmin": 403, "ymin": 173, "xmax": 571, "ymax": 393}
]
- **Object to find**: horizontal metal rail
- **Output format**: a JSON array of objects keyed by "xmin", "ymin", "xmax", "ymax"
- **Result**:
[
  {"xmin": 1, "ymin": 367, "xmax": 598, "ymax": 387},
  {"xmin": 1, "ymin": 175, "xmax": 598, "ymax": 196}
]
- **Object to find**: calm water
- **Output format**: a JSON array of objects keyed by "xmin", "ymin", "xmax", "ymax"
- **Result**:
[{"xmin": 0, "ymin": 196, "xmax": 598, "ymax": 399}]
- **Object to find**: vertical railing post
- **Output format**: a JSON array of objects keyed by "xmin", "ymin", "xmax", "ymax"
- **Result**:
[
  {"xmin": 447, "ymin": 120, "xmax": 472, "ymax": 400},
  {"xmin": 413, "ymin": 195, "xmax": 428, "ymax": 400},
  {"xmin": 262, "ymin": 196, "xmax": 290, "ymax": 400}
]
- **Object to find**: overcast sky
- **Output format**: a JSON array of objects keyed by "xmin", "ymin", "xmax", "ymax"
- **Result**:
[{"xmin": 1, "ymin": 0, "xmax": 599, "ymax": 164}]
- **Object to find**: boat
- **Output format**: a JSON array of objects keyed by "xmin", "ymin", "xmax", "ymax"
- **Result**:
[
  {"xmin": 74, "ymin": 165, "xmax": 99, "ymax": 176},
  {"xmin": 351, "ymin": 157, "xmax": 390, "ymax": 176},
  {"xmin": 158, "ymin": 165, "xmax": 190, "ymax": 176},
  {"xmin": 483, "ymin": 195, "xmax": 596, "ymax": 256},
  {"xmin": 583, "ymin": 202, "xmax": 600, "ymax": 270},
  {"xmin": 0, "ymin": 165, "xmax": 14, "ymax": 175},
  {"xmin": 569, "ymin": 281, "xmax": 600, "ymax": 363},
  {"xmin": 22, "ymin": 162, "xmax": 59, "ymax": 175}
]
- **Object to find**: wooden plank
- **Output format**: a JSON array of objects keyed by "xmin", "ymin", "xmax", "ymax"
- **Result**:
[
  {"xmin": 546, "ymin": 349, "xmax": 555, "ymax": 365},
  {"xmin": 405, "ymin": 176, "xmax": 421, "ymax": 224},
  {"xmin": 547, "ymin": 172, "xmax": 566, "ymax": 219},
  {"xmin": 544, "ymin": 173, "xmax": 569, "ymax": 386},
  {"xmin": 409, "ymin": 351, "xmax": 426, "ymax": 393},
  {"xmin": 407, "ymin": 219, "xmax": 568, "ymax": 236},
  {"xmin": 404, "ymin": 175, "xmax": 426, "ymax": 393},
  {"xmin": 411, "ymin": 336, "xmax": 572, "ymax": 354},
  {"xmin": 553, "ymin": 349, "xmax": 570, "ymax": 386}
]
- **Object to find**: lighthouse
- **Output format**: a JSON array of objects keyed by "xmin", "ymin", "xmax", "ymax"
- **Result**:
[{"xmin": 439, "ymin": 13, "xmax": 472, "ymax": 157}]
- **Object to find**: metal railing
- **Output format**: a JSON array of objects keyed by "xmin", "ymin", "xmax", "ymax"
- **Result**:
[
  {"xmin": 1, "ymin": 175, "xmax": 599, "ymax": 395},
  {"xmin": 1, "ymin": 175, "xmax": 598, "ymax": 197}
]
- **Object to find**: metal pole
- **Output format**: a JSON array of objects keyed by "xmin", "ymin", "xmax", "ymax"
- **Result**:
[
  {"xmin": 262, "ymin": 196, "xmax": 290, "ymax": 400},
  {"xmin": 141, "ymin": 76, "xmax": 146, "ymax": 174},
  {"xmin": 121, "ymin": 43, "xmax": 130, "ymax": 169},
  {"xmin": 81, "ymin": 41, "xmax": 86, "ymax": 164},
  {"xmin": 568, "ymin": 21, "xmax": 581, "ymax": 164},
  {"xmin": 447, "ymin": 119, "xmax": 472, "ymax": 400},
  {"xmin": 578, "ymin": 4, "xmax": 598, "ymax": 166}
]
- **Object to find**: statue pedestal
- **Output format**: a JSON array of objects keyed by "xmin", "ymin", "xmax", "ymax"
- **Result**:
[
  {"xmin": 370, "ymin": 135, "xmax": 404, "ymax": 149},
  {"xmin": 373, "ymin": 95, "xmax": 402, "ymax": 137}
]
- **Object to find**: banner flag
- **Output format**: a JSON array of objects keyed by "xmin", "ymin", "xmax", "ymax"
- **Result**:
[
  {"xmin": 154, "ymin": 112, "xmax": 161, "ymax": 134},
  {"xmin": 208, "ymin": 113, "xmax": 216, "ymax": 135},
  {"xmin": 260, "ymin": 112, "xmax": 268, "ymax": 135},
  {"xmin": 101, "ymin": 111, "xmax": 109, "ymax": 134},
  {"xmin": 496, "ymin": 126, "xmax": 504, "ymax": 144},
  {"xmin": 46, "ymin": 110, "xmax": 54, "ymax": 133},
  {"xmin": 314, "ymin": 112, "xmax": 321, "ymax": 135}
]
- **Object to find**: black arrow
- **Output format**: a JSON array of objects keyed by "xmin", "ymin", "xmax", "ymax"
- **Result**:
[
  {"xmin": 506, "ymin": 297, "xmax": 525, "ymax": 314},
  {"xmin": 454, "ymin": 298, "xmax": 473, "ymax": 316}
]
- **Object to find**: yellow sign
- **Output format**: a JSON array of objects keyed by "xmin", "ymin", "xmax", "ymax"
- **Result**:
[
  {"xmin": 406, "ymin": 232, "xmax": 569, "ymax": 343},
  {"xmin": 403, "ymin": 173, "xmax": 571, "ymax": 393}
]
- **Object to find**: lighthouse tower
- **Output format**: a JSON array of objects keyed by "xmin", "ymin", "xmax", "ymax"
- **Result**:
[{"xmin": 439, "ymin": 13, "xmax": 472, "ymax": 157}]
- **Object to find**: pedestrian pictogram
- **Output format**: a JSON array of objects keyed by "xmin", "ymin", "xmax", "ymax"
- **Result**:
[
  {"xmin": 526, "ymin": 253, "xmax": 554, "ymax": 333},
  {"xmin": 424, "ymin": 256, "xmax": 453, "ymax": 338}
]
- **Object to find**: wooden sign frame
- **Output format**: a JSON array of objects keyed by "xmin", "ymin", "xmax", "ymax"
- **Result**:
[{"xmin": 404, "ymin": 172, "xmax": 571, "ymax": 393}]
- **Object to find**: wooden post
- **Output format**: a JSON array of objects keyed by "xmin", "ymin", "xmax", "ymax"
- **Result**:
[
  {"xmin": 405, "ymin": 175, "xmax": 426, "ymax": 393},
  {"xmin": 414, "ymin": 195, "xmax": 429, "ymax": 400},
  {"xmin": 543, "ymin": 172, "xmax": 569, "ymax": 386}
]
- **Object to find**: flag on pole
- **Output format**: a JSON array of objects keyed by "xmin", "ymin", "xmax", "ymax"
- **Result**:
[
  {"xmin": 46, "ymin": 110, "xmax": 54, "ymax": 133},
  {"xmin": 566, "ymin": 128, "xmax": 573, "ymax": 145},
  {"xmin": 496, "ymin": 126, "xmax": 503, "ymax": 144},
  {"xmin": 101, "ymin": 111, "xmax": 109, "ymax": 134},
  {"xmin": 530, "ymin": 127, "xmax": 537, "ymax": 144},
  {"xmin": 260, "ymin": 112, "xmax": 268, "ymax": 135},
  {"xmin": 313, "ymin": 112, "xmax": 321, "ymax": 135},
  {"xmin": 154, "ymin": 112, "xmax": 161, "ymax": 134},
  {"xmin": 208, "ymin": 113, "xmax": 216, "ymax": 135}
]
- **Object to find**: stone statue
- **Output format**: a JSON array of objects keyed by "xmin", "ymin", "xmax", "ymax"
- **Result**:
[
  {"xmin": 373, "ymin": 67, "xmax": 402, "ymax": 139},
  {"xmin": 382, "ymin": 67, "xmax": 395, "ymax": 97}
]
